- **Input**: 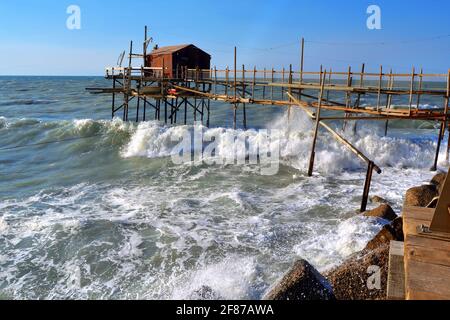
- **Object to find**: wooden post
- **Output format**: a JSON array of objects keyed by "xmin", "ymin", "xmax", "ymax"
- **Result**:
[
  {"xmin": 409, "ymin": 67, "xmax": 415, "ymax": 115},
  {"xmin": 112, "ymin": 78, "xmax": 116, "ymax": 119},
  {"xmin": 242, "ymin": 64, "xmax": 247, "ymax": 129},
  {"xmin": 385, "ymin": 69, "xmax": 394, "ymax": 136},
  {"xmin": 307, "ymin": 70, "xmax": 326, "ymax": 177},
  {"xmin": 282, "ymin": 67, "xmax": 285, "ymax": 100},
  {"xmin": 377, "ymin": 65, "xmax": 383, "ymax": 111},
  {"xmin": 416, "ymin": 67, "xmax": 423, "ymax": 109},
  {"xmin": 263, "ymin": 68, "xmax": 266, "ymax": 99},
  {"xmin": 136, "ymin": 95, "xmax": 140, "ymax": 122},
  {"xmin": 299, "ymin": 37, "xmax": 304, "ymax": 100},
  {"xmin": 143, "ymin": 97, "xmax": 147, "ymax": 121},
  {"xmin": 184, "ymin": 98, "xmax": 187, "ymax": 125},
  {"xmin": 342, "ymin": 66, "xmax": 352, "ymax": 131},
  {"xmin": 252, "ymin": 66, "xmax": 256, "ymax": 99},
  {"xmin": 361, "ymin": 161, "xmax": 374, "ymax": 212},
  {"xmin": 233, "ymin": 47, "xmax": 237, "ymax": 129},
  {"xmin": 207, "ymin": 98, "xmax": 210, "ymax": 127},
  {"xmin": 271, "ymin": 67, "xmax": 274, "ymax": 103},
  {"xmin": 326, "ymin": 68, "xmax": 332, "ymax": 101},
  {"xmin": 214, "ymin": 66, "xmax": 217, "ymax": 95},
  {"xmin": 225, "ymin": 66, "xmax": 229, "ymax": 97},
  {"xmin": 143, "ymin": 26, "xmax": 148, "ymax": 67},
  {"xmin": 288, "ymin": 64, "xmax": 293, "ymax": 121}
]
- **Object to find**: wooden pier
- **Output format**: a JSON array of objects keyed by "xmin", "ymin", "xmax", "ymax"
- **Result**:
[
  {"xmin": 387, "ymin": 173, "xmax": 450, "ymax": 300},
  {"xmin": 86, "ymin": 26, "xmax": 450, "ymax": 213}
]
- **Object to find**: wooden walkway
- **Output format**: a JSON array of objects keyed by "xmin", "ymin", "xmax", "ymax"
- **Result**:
[{"xmin": 402, "ymin": 206, "xmax": 450, "ymax": 300}]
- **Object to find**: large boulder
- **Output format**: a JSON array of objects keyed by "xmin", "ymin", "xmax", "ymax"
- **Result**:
[
  {"xmin": 365, "ymin": 217, "xmax": 403, "ymax": 251},
  {"xmin": 325, "ymin": 244, "xmax": 389, "ymax": 300},
  {"xmin": 370, "ymin": 195, "xmax": 390, "ymax": 205},
  {"xmin": 430, "ymin": 172, "xmax": 447, "ymax": 194},
  {"xmin": 404, "ymin": 185, "xmax": 439, "ymax": 207},
  {"xmin": 363, "ymin": 204, "xmax": 397, "ymax": 221},
  {"xmin": 263, "ymin": 259, "xmax": 335, "ymax": 300}
]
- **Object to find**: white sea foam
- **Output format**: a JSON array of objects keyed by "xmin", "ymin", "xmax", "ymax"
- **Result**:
[{"xmin": 120, "ymin": 109, "xmax": 439, "ymax": 174}]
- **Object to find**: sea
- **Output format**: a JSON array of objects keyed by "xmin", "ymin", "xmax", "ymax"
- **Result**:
[{"xmin": 0, "ymin": 75, "xmax": 448, "ymax": 299}]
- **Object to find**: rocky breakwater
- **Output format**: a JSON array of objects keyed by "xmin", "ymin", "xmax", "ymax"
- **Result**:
[{"xmin": 263, "ymin": 171, "xmax": 447, "ymax": 300}]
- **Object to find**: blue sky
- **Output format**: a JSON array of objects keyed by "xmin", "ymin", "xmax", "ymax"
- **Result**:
[{"xmin": 0, "ymin": 0, "xmax": 449, "ymax": 75}]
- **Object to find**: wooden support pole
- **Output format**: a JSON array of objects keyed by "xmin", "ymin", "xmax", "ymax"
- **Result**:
[
  {"xmin": 271, "ymin": 67, "xmax": 274, "ymax": 103},
  {"xmin": 432, "ymin": 121, "xmax": 445, "ymax": 171},
  {"xmin": 361, "ymin": 161, "xmax": 374, "ymax": 212},
  {"xmin": 252, "ymin": 66, "xmax": 256, "ymax": 99},
  {"xmin": 416, "ymin": 67, "xmax": 423, "ymax": 109},
  {"xmin": 164, "ymin": 98, "xmax": 168, "ymax": 124},
  {"xmin": 136, "ymin": 96, "xmax": 140, "ymax": 122},
  {"xmin": 112, "ymin": 78, "xmax": 116, "ymax": 119},
  {"xmin": 242, "ymin": 64, "xmax": 247, "ymax": 129},
  {"xmin": 263, "ymin": 68, "xmax": 266, "ymax": 99},
  {"xmin": 225, "ymin": 66, "xmax": 229, "ymax": 97},
  {"xmin": 326, "ymin": 68, "xmax": 332, "ymax": 101},
  {"xmin": 184, "ymin": 98, "xmax": 187, "ymax": 124},
  {"xmin": 282, "ymin": 67, "xmax": 285, "ymax": 100},
  {"xmin": 343, "ymin": 66, "xmax": 352, "ymax": 130},
  {"xmin": 207, "ymin": 98, "xmax": 210, "ymax": 127},
  {"xmin": 385, "ymin": 69, "xmax": 394, "ymax": 136},
  {"xmin": 214, "ymin": 66, "xmax": 217, "ymax": 96},
  {"xmin": 299, "ymin": 37, "xmax": 304, "ymax": 100},
  {"xmin": 376, "ymin": 65, "xmax": 383, "ymax": 111},
  {"xmin": 409, "ymin": 67, "xmax": 415, "ymax": 114},
  {"xmin": 307, "ymin": 70, "xmax": 326, "ymax": 177},
  {"xmin": 288, "ymin": 64, "xmax": 293, "ymax": 121},
  {"xmin": 143, "ymin": 97, "xmax": 147, "ymax": 121},
  {"xmin": 233, "ymin": 47, "xmax": 237, "ymax": 129}
]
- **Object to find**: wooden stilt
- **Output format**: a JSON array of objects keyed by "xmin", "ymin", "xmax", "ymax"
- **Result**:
[
  {"xmin": 432, "ymin": 122, "xmax": 444, "ymax": 171},
  {"xmin": 307, "ymin": 70, "xmax": 326, "ymax": 177},
  {"xmin": 299, "ymin": 37, "xmax": 304, "ymax": 100},
  {"xmin": 184, "ymin": 98, "xmax": 187, "ymax": 125},
  {"xmin": 233, "ymin": 46, "xmax": 237, "ymax": 129},
  {"xmin": 242, "ymin": 64, "xmax": 247, "ymax": 129},
  {"xmin": 385, "ymin": 69, "xmax": 394, "ymax": 136},
  {"xmin": 361, "ymin": 161, "xmax": 374, "ymax": 212},
  {"xmin": 409, "ymin": 67, "xmax": 416, "ymax": 115}
]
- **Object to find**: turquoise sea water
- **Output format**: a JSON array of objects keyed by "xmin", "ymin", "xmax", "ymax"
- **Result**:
[{"xmin": 0, "ymin": 76, "xmax": 448, "ymax": 299}]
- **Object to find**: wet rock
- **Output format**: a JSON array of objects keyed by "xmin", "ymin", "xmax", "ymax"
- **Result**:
[
  {"xmin": 363, "ymin": 204, "xmax": 397, "ymax": 221},
  {"xmin": 325, "ymin": 244, "xmax": 389, "ymax": 300},
  {"xmin": 404, "ymin": 185, "xmax": 439, "ymax": 207},
  {"xmin": 370, "ymin": 195, "xmax": 389, "ymax": 205},
  {"xmin": 365, "ymin": 216, "xmax": 404, "ymax": 251},
  {"xmin": 390, "ymin": 217, "xmax": 404, "ymax": 241},
  {"xmin": 188, "ymin": 285, "xmax": 222, "ymax": 300},
  {"xmin": 430, "ymin": 172, "xmax": 447, "ymax": 194},
  {"xmin": 263, "ymin": 259, "xmax": 335, "ymax": 300},
  {"xmin": 365, "ymin": 226, "xmax": 396, "ymax": 251}
]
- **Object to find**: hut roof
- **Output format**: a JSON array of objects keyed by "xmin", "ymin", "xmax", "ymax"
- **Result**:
[{"xmin": 150, "ymin": 44, "xmax": 210, "ymax": 57}]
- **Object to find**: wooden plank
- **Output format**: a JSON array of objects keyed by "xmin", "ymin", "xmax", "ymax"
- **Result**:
[
  {"xmin": 406, "ymin": 259, "xmax": 450, "ymax": 300},
  {"xmin": 405, "ymin": 236, "xmax": 450, "ymax": 267},
  {"xmin": 387, "ymin": 241, "xmax": 405, "ymax": 300}
]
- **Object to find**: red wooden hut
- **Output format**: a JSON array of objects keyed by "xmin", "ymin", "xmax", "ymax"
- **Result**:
[{"xmin": 146, "ymin": 44, "xmax": 211, "ymax": 78}]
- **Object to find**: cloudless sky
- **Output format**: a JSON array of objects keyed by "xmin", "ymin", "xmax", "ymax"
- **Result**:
[{"xmin": 0, "ymin": 0, "xmax": 449, "ymax": 75}]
